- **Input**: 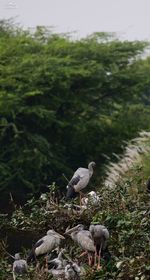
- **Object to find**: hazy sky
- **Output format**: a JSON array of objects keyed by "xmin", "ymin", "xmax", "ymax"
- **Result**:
[{"xmin": 1, "ymin": 0, "xmax": 150, "ymax": 40}]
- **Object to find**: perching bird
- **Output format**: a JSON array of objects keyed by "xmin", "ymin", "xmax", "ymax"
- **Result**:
[
  {"xmin": 48, "ymin": 250, "xmax": 67, "ymax": 280},
  {"xmin": 48, "ymin": 248, "xmax": 67, "ymax": 270},
  {"xmin": 65, "ymin": 262, "xmax": 81, "ymax": 280},
  {"xmin": 49, "ymin": 261, "xmax": 81, "ymax": 280},
  {"xmin": 89, "ymin": 224, "xmax": 109, "ymax": 270},
  {"xmin": 27, "ymin": 230, "xmax": 65, "ymax": 264},
  {"xmin": 81, "ymin": 191, "xmax": 100, "ymax": 206},
  {"xmin": 48, "ymin": 249, "xmax": 81, "ymax": 280},
  {"xmin": 64, "ymin": 203, "xmax": 87, "ymax": 214},
  {"xmin": 65, "ymin": 224, "xmax": 95, "ymax": 266},
  {"xmin": 13, "ymin": 253, "xmax": 28, "ymax": 280},
  {"xmin": 66, "ymin": 162, "xmax": 96, "ymax": 204}
]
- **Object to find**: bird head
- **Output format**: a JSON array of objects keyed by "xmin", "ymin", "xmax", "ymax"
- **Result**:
[
  {"xmin": 14, "ymin": 253, "xmax": 21, "ymax": 260},
  {"xmin": 88, "ymin": 161, "xmax": 96, "ymax": 169},
  {"xmin": 88, "ymin": 191, "xmax": 98, "ymax": 199},
  {"xmin": 65, "ymin": 224, "xmax": 84, "ymax": 235}
]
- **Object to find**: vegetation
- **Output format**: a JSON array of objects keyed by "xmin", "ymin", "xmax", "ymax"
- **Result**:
[
  {"xmin": 0, "ymin": 20, "xmax": 150, "ymax": 203},
  {"xmin": 0, "ymin": 19, "xmax": 150, "ymax": 279},
  {"xmin": 0, "ymin": 133, "xmax": 150, "ymax": 279}
]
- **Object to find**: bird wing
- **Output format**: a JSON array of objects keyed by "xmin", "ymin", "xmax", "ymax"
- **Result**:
[
  {"xmin": 83, "ymin": 230, "xmax": 93, "ymax": 239},
  {"xmin": 74, "ymin": 167, "xmax": 89, "ymax": 178},
  {"xmin": 89, "ymin": 225, "xmax": 109, "ymax": 251},
  {"xmin": 35, "ymin": 235, "xmax": 57, "ymax": 256},
  {"xmin": 27, "ymin": 238, "xmax": 45, "ymax": 262},
  {"xmin": 102, "ymin": 227, "xmax": 109, "ymax": 240},
  {"xmin": 13, "ymin": 260, "xmax": 27, "ymax": 273},
  {"xmin": 68, "ymin": 175, "xmax": 81, "ymax": 188},
  {"xmin": 72, "ymin": 168, "xmax": 90, "ymax": 192},
  {"xmin": 34, "ymin": 238, "xmax": 45, "ymax": 250},
  {"xmin": 90, "ymin": 225, "xmax": 109, "ymax": 240},
  {"xmin": 77, "ymin": 231, "xmax": 95, "ymax": 252},
  {"xmin": 48, "ymin": 259, "xmax": 62, "ymax": 269}
]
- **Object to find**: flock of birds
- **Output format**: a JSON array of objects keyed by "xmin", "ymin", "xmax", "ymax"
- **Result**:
[{"xmin": 11, "ymin": 162, "xmax": 110, "ymax": 279}]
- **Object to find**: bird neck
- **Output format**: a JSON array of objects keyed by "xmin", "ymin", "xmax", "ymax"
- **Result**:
[
  {"xmin": 58, "ymin": 251, "xmax": 63, "ymax": 260},
  {"xmin": 88, "ymin": 164, "xmax": 94, "ymax": 177},
  {"xmin": 71, "ymin": 232, "xmax": 78, "ymax": 241}
]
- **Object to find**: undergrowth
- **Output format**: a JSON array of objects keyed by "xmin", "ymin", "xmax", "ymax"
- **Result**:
[{"xmin": 0, "ymin": 149, "xmax": 150, "ymax": 279}]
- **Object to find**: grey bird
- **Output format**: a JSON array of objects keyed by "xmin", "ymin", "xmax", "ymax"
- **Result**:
[
  {"xmin": 49, "ymin": 261, "xmax": 81, "ymax": 280},
  {"xmin": 65, "ymin": 262, "xmax": 81, "ymax": 280},
  {"xmin": 48, "ymin": 249, "xmax": 81, "ymax": 280},
  {"xmin": 89, "ymin": 224, "xmax": 109, "ymax": 270},
  {"xmin": 48, "ymin": 248, "xmax": 67, "ymax": 270},
  {"xmin": 65, "ymin": 224, "xmax": 95, "ymax": 266},
  {"xmin": 66, "ymin": 162, "xmax": 96, "ymax": 204},
  {"xmin": 48, "ymin": 252, "xmax": 66, "ymax": 280},
  {"xmin": 27, "ymin": 229, "xmax": 65, "ymax": 266},
  {"xmin": 13, "ymin": 253, "xmax": 28, "ymax": 280}
]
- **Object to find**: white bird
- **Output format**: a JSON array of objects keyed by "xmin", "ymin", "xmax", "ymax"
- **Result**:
[
  {"xmin": 66, "ymin": 162, "xmax": 96, "ymax": 204},
  {"xmin": 27, "ymin": 230, "xmax": 65, "ymax": 265},
  {"xmin": 81, "ymin": 191, "xmax": 100, "ymax": 206},
  {"xmin": 65, "ymin": 262, "xmax": 81, "ymax": 280},
  {"xmin": 89, "ymin": 224, "xmax": 109, "ymax": 270},
  {"xmin": 13, "ymin": 253, "xmax": 28, "ymax": 280},
  {"xmin": 48, "ymin": 249, "xmax": 82, "ymax": 280},
  {"xmin": 48, "ymin": 249, "xmax": 67, "ymax": 280},
  {"xmin": 65, "ymin": 224, "xmax": 95, "ymax": 266},
  {"xmin": 48, "ymin": 248, "xmax": 67, "ymax": 270}
]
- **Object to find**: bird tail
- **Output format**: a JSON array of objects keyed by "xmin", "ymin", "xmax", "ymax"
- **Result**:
[
  {"xmin": 27, "ymin": 249, "xmax": 36, "ymax": 263},
  {"xmin": 66, "ymin": 186, "xmax": 77, "ymax": 200}
]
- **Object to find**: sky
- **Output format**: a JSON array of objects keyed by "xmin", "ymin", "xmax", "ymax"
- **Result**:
[{"xmin": 0, "ymin": 0, "xmax": 150, "ymax": 41}]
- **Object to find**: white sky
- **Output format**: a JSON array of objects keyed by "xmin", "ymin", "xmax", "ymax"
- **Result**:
[{"xmin": 0, "ymin": 0, "xmax": 150, "ymax": 41}]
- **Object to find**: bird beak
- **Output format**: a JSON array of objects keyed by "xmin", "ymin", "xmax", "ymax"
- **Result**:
[
  {"xmin": 55, "ymin": 233, "xmax": 65, "ymax": 239},
  {"xmin": 65, "ymin": 226, "xmax": 70, "ymax": 232},
  {"xmin": 65, "ymin": 225, "xmax": 79, "ymax": 234}
]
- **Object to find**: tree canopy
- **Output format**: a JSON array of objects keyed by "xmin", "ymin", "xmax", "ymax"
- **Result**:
[{"xmin": 0, "ymin": 20, "xmax": 150, "ymax": 202}]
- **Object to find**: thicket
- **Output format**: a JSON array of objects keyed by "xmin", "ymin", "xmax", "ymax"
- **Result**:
[
  {"xmin": 0, "ymin": 19, "xmax": 150, "ymax": 202},
  {"xmin": 0, "ymin": 136, "xmax": 149, "ymax": 280}
]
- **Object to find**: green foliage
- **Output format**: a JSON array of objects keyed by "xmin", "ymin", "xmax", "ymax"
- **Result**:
[
  {"xmin": 0, "ymin": 20, "xmax": 150, "ymax": 200},
  {"xmin": 0, "ymin": 146, "xmax": 149, "ymax": 279}
]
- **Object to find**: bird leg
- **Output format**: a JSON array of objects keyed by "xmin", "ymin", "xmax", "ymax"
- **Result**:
[
  {"xmin": 45, "ymin": 255, "xmax": 49, "ymax": 271},
  {"xmin": 94, "ymin": 247, "xmax": 97, "ymax": 267},
  {"xmin": 79, "ymin": 251, "xmax": 87, "ymax": 258},
  {"xmin": 97, "ymin": 250, "xmax": 102, "ymax": 270},
  {"xmin": 12, "ymin": 272, "xmax": 16, "ymax": 280},
  {"xmin": 36, "ymin": 261, "xmax": 40, "ymax": 272},
  {"xmin": 88, "ymin": 254, "xmax": 93, "ymax": 266},
  {"xmin": 79, "ymin": 191, "xmax": 84, "ymax": 206}
]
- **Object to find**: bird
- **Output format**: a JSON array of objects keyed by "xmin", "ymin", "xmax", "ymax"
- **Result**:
[
  {"xmin": 12, "ymin": 253, "xmax": 28, "ymax": 280},
  {"xmin": 48, "ymin": 249, "xmax": 67, "ymax": 280},
  {"xmin": 81, "ymin": 191, "xmax": 100, "ymax": 207},
  {"xmin": 65, "ymin": 224, "xmax": 95, "ymax": 266},
  {"xmin": 48, "ymin": 249, "xmax": 82, "ymax": 280},
  {"xmin": 66, "ymin": 162, "xmax": 96, "ymax": 204},
  {"xmin": 89, "ymin": 224, "xmax": 109, "ymax": 270},
  {"xmin": 27, "ymin": 229, "xmax": 65, "ymax": 266},
  {"xmin": 48, "ymin": 248, "xmax": 67, "ymax": 270},
  {"xmin": 65, "ymin": 262, "xmax": 81, "ymax": 280},
  {"xmin": 63, "ymin": 203, "xmax": 87, "ymax": 214}
]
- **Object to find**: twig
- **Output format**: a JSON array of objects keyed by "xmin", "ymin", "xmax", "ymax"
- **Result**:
[
  {"xmin": 62, "ymin": 173, "xmax": 69, "ymax": 183},
  {"xmin": 9, "ymin": 192, "xmax": 16, "ymax": 210},
  {"xmin": 1, "ymin": 241, "xmax": 15, "ymax": 259}
]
